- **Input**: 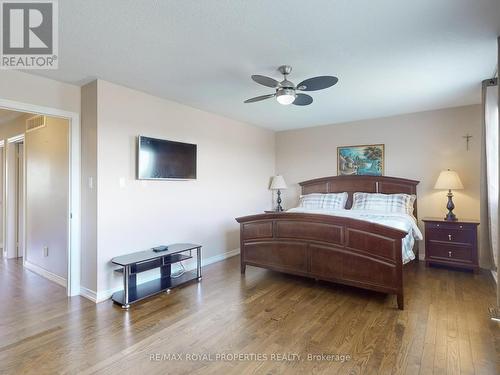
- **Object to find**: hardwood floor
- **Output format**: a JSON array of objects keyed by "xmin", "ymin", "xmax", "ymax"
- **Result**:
[{"xmin": 0, "ymin": 257, "xmax": 498, "ymax": 375}]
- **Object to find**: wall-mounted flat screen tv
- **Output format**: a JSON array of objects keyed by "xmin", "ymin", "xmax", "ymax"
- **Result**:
[{"xmin": 137, "ymin": 136, "xmax": 197, "ymax": 180}]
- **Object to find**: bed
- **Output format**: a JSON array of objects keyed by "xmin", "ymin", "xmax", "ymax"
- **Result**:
[{"xmin": 235, "ymin": 175, "xmax": 420, "ymax": 310}]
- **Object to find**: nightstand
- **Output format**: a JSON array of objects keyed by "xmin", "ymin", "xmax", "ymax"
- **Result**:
[{"xmin": 422, "ymin": 218, "xmax": 479, "ymax": 273}]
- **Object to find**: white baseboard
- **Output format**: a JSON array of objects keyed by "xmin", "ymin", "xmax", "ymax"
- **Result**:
[
  {"xmin": 203, "ymin": 248, "xmax": 240, "ymax": 266},
  {"xmin": 83, "ymin": 248, "xmax": 240, "ymax": 304},
  {"xmin": 24, "ymin": 260, "xmax": 67, "ymax": 288},
  {"xmin": 79, "ymin": 286, "xmax": 97, "ymax": 303}
]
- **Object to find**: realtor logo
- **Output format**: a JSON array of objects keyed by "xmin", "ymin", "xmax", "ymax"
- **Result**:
[{"xmin": 1, "ymin": 0, "xmax": 58, "ymax": 69}]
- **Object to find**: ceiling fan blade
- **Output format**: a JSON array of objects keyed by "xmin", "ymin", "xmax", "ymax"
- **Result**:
[
  {"xmin": 244, "ymin": 94, "xmax": 276, "ymax": 103},
  {"xmin": 293, "ymin": 93, "xmax": 313, "ymax": 106},
  {"xmin": 297, "ymin": 76, "xmax": 338, "ymax": 91},
  {"xmin": 251, "ymin": 75, "xmax": 280, "ymax": 88}
]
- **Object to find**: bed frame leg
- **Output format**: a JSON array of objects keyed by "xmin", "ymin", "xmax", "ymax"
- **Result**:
[
  {"xmin": 241, "ymin": 263, "xmax": 246, "ymax": 274},
  {"xmin": 397, "ymin": 294, "xmax": 404, "ymax": 310}
]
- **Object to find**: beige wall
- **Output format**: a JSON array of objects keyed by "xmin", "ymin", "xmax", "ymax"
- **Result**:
[
  {"xmin": 25, "ymin": 117, "xmax": 69, "ymax": 278},
  {"xmin": 0, "ymin": 114, "xmax": 27, "ymax": 140},
  {"xmin": 276, "ymin": 105, "xmax": 482, "ymax": 258},
  {"xmin": 89, "ymin": 80, "xmax": 275, "ymax": 295},
  {"xmin": 0, "ymin": 71, "xmax": 80, "ymax": 114}
]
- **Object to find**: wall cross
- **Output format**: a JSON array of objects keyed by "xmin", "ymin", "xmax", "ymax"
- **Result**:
[{"xmin": 463, "ymin": 134, "xmax": 472, "ymax": 151}]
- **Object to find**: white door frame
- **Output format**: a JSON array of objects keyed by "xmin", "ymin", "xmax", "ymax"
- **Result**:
[
  {"xmin": 16, "ymin": 141, "xmax": 24, "ymax": 259},
  {"xmin": 0, "ymin": 98, "xmax": 80, "ymax": 297},
  {"xmin": 6, "ymin": 134, "xmax": 25, "ymax": 260},
  {"xmin": 0, "ymin": 139, "xmax": 4, "ymax": 254}
]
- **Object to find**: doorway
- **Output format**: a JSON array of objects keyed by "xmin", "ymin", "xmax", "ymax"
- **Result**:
[
  {"xmin": 5, "ymin": 118, "xmax": 71, "ymax": 288},
  {"xmin": 0, "ymin": 100, "xmax": 80, "ymax": 297},
  {"xmin": 5, "ymin": 134, "xmax": 24, "ymax": 260}
]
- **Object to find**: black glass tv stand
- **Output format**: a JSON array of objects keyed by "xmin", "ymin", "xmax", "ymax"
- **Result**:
[{"xmin": 111, "ymin": 243, "xmax": 202, "ymax": 309}]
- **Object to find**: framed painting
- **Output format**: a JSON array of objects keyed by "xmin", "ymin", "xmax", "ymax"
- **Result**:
[{"xmin": 337, "ymin": 144, "xmax": 385, "ymax": 176}]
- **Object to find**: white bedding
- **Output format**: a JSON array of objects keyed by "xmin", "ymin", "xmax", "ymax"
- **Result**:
[{"xmin": 286, "ymin": 207, "xmax": 423, "ymax": 264}]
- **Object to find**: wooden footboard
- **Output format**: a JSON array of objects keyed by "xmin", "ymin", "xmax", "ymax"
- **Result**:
[{"xmin": 236, "ymin": 212, "xmax": 408, "ymax": 309}]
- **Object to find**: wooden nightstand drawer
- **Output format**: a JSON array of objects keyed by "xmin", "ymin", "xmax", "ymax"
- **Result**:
[
  {"xmin": 427, "ymin": 242, "xmax": 472, "ymax": 263},
  {"xmin": 426, "ymin": 228, "xmax": 474, "ymax": 246},
  {"xmin": 423, "ymin": 218, "xmax": 479, "ymax": 273},
  {"xmin": 424, "ymin": 222, "xmax": 475, "ymax": 231}
]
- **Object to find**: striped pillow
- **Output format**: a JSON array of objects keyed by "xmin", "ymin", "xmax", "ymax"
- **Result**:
[
  {"xmin": 351, "ymin": 192, "xmax": 416, "ymax": 216},
  {"xmin": 299, "ymin": 192, "xmax": 348, "ymax": 210}
]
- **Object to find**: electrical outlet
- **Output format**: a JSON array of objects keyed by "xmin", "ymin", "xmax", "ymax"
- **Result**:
[{"xmin": 43, "ymin": 246, "xmax": 49, "ymax": 257}]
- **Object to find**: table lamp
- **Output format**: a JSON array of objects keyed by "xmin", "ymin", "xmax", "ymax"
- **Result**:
[
  {"xmin": 270, "ymin": 175, "xmax": 287, "ymax": 211},
  {"xmin": 434, "ymin": 169, "xmax": 464, "ymax": 221}
]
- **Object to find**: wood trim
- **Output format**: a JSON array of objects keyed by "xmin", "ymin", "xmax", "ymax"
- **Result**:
[{"xmin": 7, "ymin": 134, "xmax": 25, "ymax": 144}]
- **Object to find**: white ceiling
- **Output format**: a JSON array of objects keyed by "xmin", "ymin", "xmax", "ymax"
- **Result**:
[{"xmin": 32, "ymin": 0, "xmax": 500, "ymax": 130}]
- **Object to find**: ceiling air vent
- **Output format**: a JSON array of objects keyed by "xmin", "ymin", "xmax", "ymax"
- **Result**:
[{"xmin": 26, "ymin": 115, "xmax": 46, "ymax": 133}]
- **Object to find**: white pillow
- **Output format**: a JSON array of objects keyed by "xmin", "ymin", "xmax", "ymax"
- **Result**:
[
  {"xmin": 299, "ymin": 192, "xmax": 348, "ymax": 210},
  {"xmin": 351, "ymin": 192, "xmax": 416, "ymax": 216}
]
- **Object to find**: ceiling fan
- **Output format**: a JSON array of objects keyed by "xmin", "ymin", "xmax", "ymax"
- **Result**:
[{"xmin": 244, "ymin": 65, "xmax": 338, "ymax": 106}]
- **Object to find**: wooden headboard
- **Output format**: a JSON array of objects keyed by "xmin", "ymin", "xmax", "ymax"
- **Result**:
[{"xmin": 299, "ymin": 175, "xmax": 420, "ymax": 218}]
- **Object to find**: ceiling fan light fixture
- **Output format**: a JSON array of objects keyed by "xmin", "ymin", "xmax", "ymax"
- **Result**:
[
  {"xmin": 276, "ymin": 88, "xmax": 296, "ymax": 105},
  {"xmin": 244, "ymin": 65, "xmax": 338, "ymax": 106}
]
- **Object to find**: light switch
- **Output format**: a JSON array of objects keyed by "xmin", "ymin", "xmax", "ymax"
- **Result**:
[
  {"xmin": 88, "ymin": 177, "xmax": 94, "ymax": 189},
  {"xmin": 43, "ymin": 246, "xmax": 49, "ymax": 257},
  {"xmin": 119, "ymin": 177, "xmax": 126, "ymax": 189}
]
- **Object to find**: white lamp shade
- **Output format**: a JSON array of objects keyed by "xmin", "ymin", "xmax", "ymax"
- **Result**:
[
  {"xmin": 434, "ymin": 170, "xmax": 464, "ymax": 190},
  {"xmin": 270, "ymin": 175, "xmax": 287, "ymax": 190}
]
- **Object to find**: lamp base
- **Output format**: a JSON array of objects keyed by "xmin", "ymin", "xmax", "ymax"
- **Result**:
[
  {"xmin": 444, "ymin": 190, "xmax": 458, "ymax": 221},
  {"xmin": 444, "ymin": 212, "xmax": 457, "ymax": 221},
  {"xmin": 275, "ymin": 189, "xmax": 283, "ymax": 212}
]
